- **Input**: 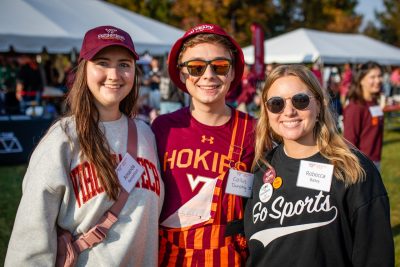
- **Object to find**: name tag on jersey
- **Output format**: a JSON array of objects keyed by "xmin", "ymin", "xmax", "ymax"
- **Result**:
[
  {"xmin": 226, "ymin": 169, "xmax": 254, "ymax": 198},
  {"xmin": 296, "ymin": 160, "xmax": 333, "ymax": 192},
  {"xmin": 116, "ymin": 153, "xmax": 145, "ymax": 193},
  {"xmin": 369, "ymin": 105, "xmax": 383, "ymax": 117}
]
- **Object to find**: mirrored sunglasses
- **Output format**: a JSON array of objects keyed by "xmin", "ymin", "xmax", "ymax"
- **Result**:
[
  {"xmin": 265, "ymin": 93, "xmax": 314, "ymax": 114},
  {"xmin": 179, "ymin": 58, "xmax": 232, "ymax": 76}
]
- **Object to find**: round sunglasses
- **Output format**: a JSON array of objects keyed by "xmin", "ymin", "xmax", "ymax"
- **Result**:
[
  {"xmin": 265, "ymin": 93, "xmax": 315, "ymax": 114},
  {"xmin": 179, "ymin": 58, "xmax": 232, "ymax": 76}
]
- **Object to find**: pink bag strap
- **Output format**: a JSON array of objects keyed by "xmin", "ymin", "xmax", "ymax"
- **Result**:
[{"xmin": 73, "ymin": 118, "xmax": 138, "ymax": 253}]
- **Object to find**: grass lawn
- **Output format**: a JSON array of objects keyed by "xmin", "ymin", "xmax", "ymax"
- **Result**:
[{"xmin": 1, "ymin": 126, "xmax": 399, "ymax": 265}]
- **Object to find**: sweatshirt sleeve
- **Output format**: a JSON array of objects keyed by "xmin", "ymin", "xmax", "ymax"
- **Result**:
[
  {"xmin": 5, "ymin": 124, "xmax": 71, "ymax": 267},
  {"xmin": 343, "ymin": 102, "xmax": 363, "ymax": 148},
  {"xmin": 348, "ymin": 154, "xmax": 394, "ymax": 267}
]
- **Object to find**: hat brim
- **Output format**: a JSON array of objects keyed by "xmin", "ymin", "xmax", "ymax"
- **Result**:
[
  {"xmin": 79, "ymin": 43, "xmax": 139, "ymax": 62},
  {"xmin": 168, "ymin": 30, "xmax": 244, "ymax": 94}
]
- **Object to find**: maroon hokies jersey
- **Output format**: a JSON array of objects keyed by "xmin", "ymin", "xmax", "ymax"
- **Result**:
[{"xmin": 151, "ymin": 107, "xmax": 256, "ymax": 224}]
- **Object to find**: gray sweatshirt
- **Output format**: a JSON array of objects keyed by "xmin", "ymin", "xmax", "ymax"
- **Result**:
[{"xmin": 5, "ymin": 115, "xmax": 164, "ymax": 267}]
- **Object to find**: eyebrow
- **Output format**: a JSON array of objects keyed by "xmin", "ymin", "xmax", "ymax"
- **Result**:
[{"xmin": 92, "ymin": 57, "xmax": 134, "ymax": 62}]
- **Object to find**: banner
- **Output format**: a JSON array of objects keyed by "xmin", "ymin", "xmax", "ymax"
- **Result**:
[{"xmin": 250, "ymin": 23, "xmax": 265, "ymax": 80}]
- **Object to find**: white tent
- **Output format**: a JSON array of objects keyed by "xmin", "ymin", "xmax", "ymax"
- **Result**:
[
  {"xmin": 0, "ymin": 0, "xmax": 185, "ymax": 55},
  {"xmin": 243, "ymin": 28, "xmax": 400, "ymax": 65}
]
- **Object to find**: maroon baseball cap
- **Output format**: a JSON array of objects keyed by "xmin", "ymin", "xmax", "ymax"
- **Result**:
[
  {"xmin": 168, "ymin": 23, "xmax": 244, "ymax": 93},
  {"xmin": 79, "ymin": 25, "xmax": 139, "ymax": 62}
]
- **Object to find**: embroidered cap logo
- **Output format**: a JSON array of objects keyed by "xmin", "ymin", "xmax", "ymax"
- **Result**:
[{"xmin": 98, "ymin": 28, "xmax": 125, "ymax": 42}]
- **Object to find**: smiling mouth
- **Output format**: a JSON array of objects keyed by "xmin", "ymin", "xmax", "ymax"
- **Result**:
[
  {"xmin": 198, "ymin": 85, "xmax": 220, "ymax": 90},
  {"xmin": 104, "ymin": 84, "xmax": 122, "ymax": 89},
  {"xmin": 281, "ymin": 120, "xmax": 301, "ymax": 128}
]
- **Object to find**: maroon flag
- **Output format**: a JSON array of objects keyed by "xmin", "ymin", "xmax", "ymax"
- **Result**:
[{"xmin": 250, "ymin": 23, "xmax": 265, "ymax": 80}]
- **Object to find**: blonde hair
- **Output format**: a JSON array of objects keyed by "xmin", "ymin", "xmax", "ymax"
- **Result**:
[{"xmin": 253, "ymin": 64, "xmax": 365, "ymax": 185}]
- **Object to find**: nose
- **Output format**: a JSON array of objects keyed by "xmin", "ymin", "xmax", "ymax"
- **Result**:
[
  {"xmin": 107, "ymin": 67, "xmax": 120, "ymax": 80},
  {"xmin": 201, "ymin": 64, "xmax": 215, "ymax": 78},
  {"xmin": 282, "ymin": 98, "xmax": 296, "ymax": 116}
]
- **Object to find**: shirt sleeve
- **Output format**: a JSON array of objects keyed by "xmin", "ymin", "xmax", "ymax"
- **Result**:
[
  {"xmin": 351, "ymin": 196, "xmax": 394, "ymax": 267},
  {"xmin": 348, "ymin": 153, "xmax": 394, "ymax": 267},
  {"xmin": 343, "ymin": 103, "xmax": 363, "ymax": 148},
  {"xmin": 5, "ymin": 126, "xmax": 70, "ymax": 266}
]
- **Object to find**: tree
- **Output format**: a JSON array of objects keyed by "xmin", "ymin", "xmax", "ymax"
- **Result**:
[
  {"xmin": 375, "ymin": 0, "xmax": 400, "ymax": 48},
  {"xmin": 105, "ymin": 0, "xmax": 365, "ymax": 46}
]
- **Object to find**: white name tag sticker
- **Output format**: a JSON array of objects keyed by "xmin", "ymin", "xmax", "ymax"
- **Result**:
[
  {"xmin": 369, "ymin": 105, "xmax": 384, "ymax": 117},
  {"xmin": 116, "ymin": 153, "xmax": 145, "ymax": 193},
  {"xmin": 296, "ymin": 160, "xmax": 334, "ymax": 192},
  {"xmin": 225, "ymin": 169, "xmax": 254, "ymax": 198}
]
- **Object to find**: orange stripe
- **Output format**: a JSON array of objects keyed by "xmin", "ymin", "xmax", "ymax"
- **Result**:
[
  {"xmin": 210, "ymin": 225, "xmax": 220, "ymax": 248},
  {"xmin": 193, "ymin": 227, "xmax": 205, "ymax": 249},
  {"xmin": 239, "ymin": 113, "xmax": 248, "ymax": 155},
  {"xmin": 220, "ymin": 245, "xmax": 229, "ymax": 266},
  {"xmin": 158, "ymin": 237, "xmax": 167, "ymax": 265},
  {"xmin": 168, "ymin": 243, "xmax": 179, "ymax": 266},
  {"xmin": 184, "ymin": 249, "xmax": 193, "ymax": 266},
  {"xmin": 228, "ymin": 110, "xmax": 240, "ymax": 158},
  {"xmin": 227, "ymin": 194, "xmax": 233, "ymax": 222},
  {"xmin": 179, "ymin": 229, "xmax": 187, "ymax": 248}
]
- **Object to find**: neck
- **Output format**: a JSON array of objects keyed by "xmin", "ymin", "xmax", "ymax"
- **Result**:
[
  {"xmin": 363, "ymin": 91, "xmax": 377, "ymax": 102},
  {"xmin": 190, "ymin": 102, "xmax": 231, "ymax": 126},
  {"xmin": 99, "ymin": 108, "xmax": 122, "ymax": 122},
  {"xmin": 283, "ymin": 140, "xmax": 319, "ymax": 159}
]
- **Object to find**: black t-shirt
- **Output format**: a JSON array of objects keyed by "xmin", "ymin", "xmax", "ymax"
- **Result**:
[{"xmin": 244, "ymin": 144, "xmax": 394, "ymax": 267}]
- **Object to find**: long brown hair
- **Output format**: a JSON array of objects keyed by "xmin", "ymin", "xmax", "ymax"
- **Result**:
[
  {"xmin": 253, "ymin": 64, "xmax": 365, "ymax": 185},
  {"xmin": 64, "ymin": 59, "xmax": 140, "ymax": 200},
  {"xmin": 347, "ymin": 61, "xmax": 382, "ymax": 104}
]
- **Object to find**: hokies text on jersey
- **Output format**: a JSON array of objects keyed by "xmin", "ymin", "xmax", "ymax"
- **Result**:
[{"xmin": 163, "ymin": 148, "xmax": 247, "ymax": 173}]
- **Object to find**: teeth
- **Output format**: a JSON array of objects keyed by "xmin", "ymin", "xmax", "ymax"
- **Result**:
[
  {"xmin": 104, "ymin": 84, "xmax": 121, "ymax": 89},
  {"xmin": 282, "ymin": 121, "xmax": 300, "ymax": 128},
  {"xmin": 199, "ymin": 85, "xmax": 219, "ymax": 89}
]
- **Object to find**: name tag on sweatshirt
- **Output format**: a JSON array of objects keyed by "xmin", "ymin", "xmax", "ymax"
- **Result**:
[
  {"xmin": 297, "ymin": 160, "xmax": 333, "ymax": 192},
  {"xmin": 116, "ymin": 153, "xmax": 145, "ymax": 193},
  {"xmin": 369, "ymin": 105, "xmax": 383, "ymax": 117}
]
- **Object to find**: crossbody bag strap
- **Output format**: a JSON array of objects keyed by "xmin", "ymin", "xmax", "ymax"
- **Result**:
[{"xmin": 73, "ymin": 118, "xmax": 138, "ymax": 253}]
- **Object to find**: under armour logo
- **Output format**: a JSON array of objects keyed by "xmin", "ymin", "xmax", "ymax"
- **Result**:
[
  {"xmin": 201, "ymin": 135, "xmax": 214, "ymax": 144},
  {"xmin": 105, "ymin": 28, "xmax": 118, "ymax": 34}
]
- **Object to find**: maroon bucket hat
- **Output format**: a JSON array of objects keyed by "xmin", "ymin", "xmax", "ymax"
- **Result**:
[
  {"xmin": 168, "ymin": 24, "xmax": 244, "ymax": 93},
  {"xmin": 79, "ymin": 25, "xmax": 139, "ymax": 62}
]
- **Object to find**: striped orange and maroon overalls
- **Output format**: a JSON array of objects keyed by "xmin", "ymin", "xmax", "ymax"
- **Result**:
[{"xmin": 159, "ymin": 111, "xmax": 252, "ymax": 266}]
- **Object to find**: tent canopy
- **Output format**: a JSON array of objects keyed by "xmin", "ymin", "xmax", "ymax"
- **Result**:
[
  {"xmin": 0, "ymin": 0, "xmax": 184, "ymax": 55},
  {"xmin": 243, "ymin": 28, "xmax": 400, "ymax": 65}
]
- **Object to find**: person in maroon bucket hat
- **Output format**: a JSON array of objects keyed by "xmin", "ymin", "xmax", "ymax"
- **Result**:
[
  {"xmin": 152, "ymin": 23, "xmax": 256, "ymax": 266},
  {"xmin": 5, "ymin": 25, "xmax": 164, "ymax": 267}
]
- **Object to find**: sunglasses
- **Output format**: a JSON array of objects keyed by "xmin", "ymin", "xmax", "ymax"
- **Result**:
[
  {"xmin": 179, "ymin": 58, "xmax": 232, "ymax": 76},
  {"xmin": 265, "ymin": 93, "xmax": 314, "ymax": 114}
]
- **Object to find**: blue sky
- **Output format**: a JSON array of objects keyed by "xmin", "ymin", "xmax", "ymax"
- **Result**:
[{"xmin": 355, "ymin": 0, "xmax": 385, "ymax": 28}]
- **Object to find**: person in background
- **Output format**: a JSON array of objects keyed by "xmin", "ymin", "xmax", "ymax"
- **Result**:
[
  {"xmin": 159, "ymin": 66, "xmax": 185, "ymax": 114},
  {"xmin": 152, "ymin": 23, "xmax": 256, "ymax": 266},
  {"xmin": 244, "ymin": 64, "xmax": 394, "ymax": 267},
  {"xmin": 310, "ymin": 62, "xmax": 323, "ymax": 86},
  {"xmin": 236, "ymin": 64, "xmax": 257, "ymax": 113},
  {"xmin": 343, "ymin": 61, "xmax": 384, "ymax": 170},
  {"xmin": 15, "ymin": 54, "xmax": 44, "ymax": 113},
  {"xmin": 390, "ymin": 66, "xmax": 400, "ymax": 96},
  {"xmin": 339, "ymin": 62, "xmax": 352, "ymax": 106},
  {"xmin": 149, "ymin": 58, "xmax": 162, "ymax": 91},
  {"xmin": 5, "ymin": 25, "xmax": 164, "ymax": 266}
]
